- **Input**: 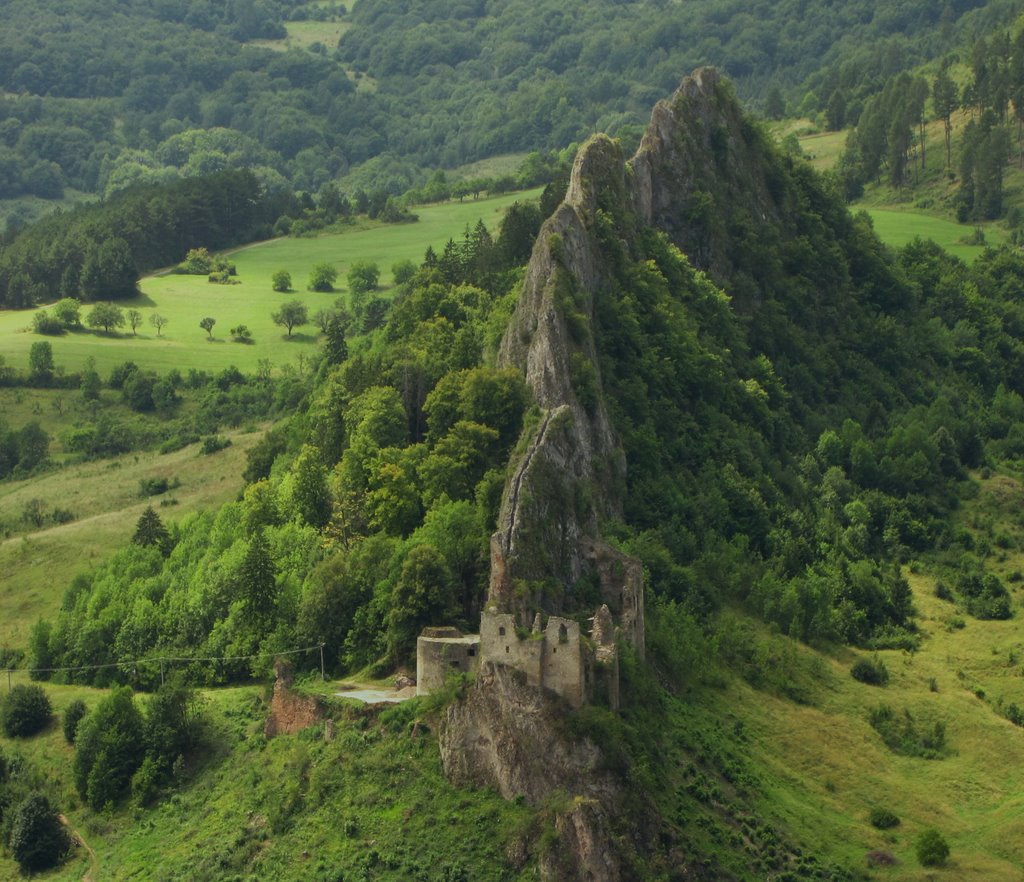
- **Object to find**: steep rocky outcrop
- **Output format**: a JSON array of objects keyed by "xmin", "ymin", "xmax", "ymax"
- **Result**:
[
  {"xmin": 630, "ymin": 66, "xmax": 793, "ymax": 298},
  {"xmin": 490, "ymin": 138, "xmax": 628, "ymax": 618},
  {"xmin": 441, "ymin": 663, "xmax": 630, "ymax": 881},
  {"xmin": 443, "ymin": 68, "xmax": 780, "ymax": 880},
  {"xmin": 489, "ymin": 133, "xmax": 645, "ymax": 644}
]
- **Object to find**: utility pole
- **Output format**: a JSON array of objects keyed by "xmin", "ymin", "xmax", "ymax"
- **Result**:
[{"xmin": 319, "ymin": 643, "xmax": 326, "ymax": 681}]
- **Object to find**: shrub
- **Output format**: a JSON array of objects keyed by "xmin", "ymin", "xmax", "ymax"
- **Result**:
[
  {"xmin": 53, "ymin": 297, "xmax": 82, "ymax": 327},
  {"xmin": 73, "ymin": 686, "xmax": 145, "ymax": 809},
  {"xmin": 140, "ymin": 476, "xmax": 170, "ymax": 496},
  {"xmin": 131, "ymin": 755, "xmax": 163, "ymax": 806},
  {"xmin": 869, "ymin": 807, "xmax": 900, "ymax": 829},
  {"xmin": 108, "ymin": 360, "xmax": 140, "ymax": 389},
  {"xmin": 179, "ymin": 246, "xmax": 213, "ymax": 274},
  {"xmin": 230, "ymin": 324, "xmax": 254, "ymax": 343},
  {"xmin": 851, "ymin": 655, "xmax": 889, "ymax": 686},
  {"xmin": 0, "ymin": 684, "xmax": 52, "ymax": 736},
  {"xmin": 347, "ymin": 259, "xmax": 380, "ymax": 293},
  {"xmin": 868, "ymin": 704, "xmax": 947, "ymax": 758},
  {"xmin": 308, "ymin": 263, "xmax": 338, "ymax": 292},
  {"xmin": 201, "ymin": 435, "xmax": 232, "ymax": 455},
  {"xmin": 33, "ymin": 310, "xmax": 65, "ymax": 335},
  {"xmin": 63, "ymin": 699, "xmax": 88, "ymax": 743},
  {"xmin": 272, "ymin": 269, "xmax": 292, "ymax": 292},
  {"xmin": 915, "ymin": 828, "xmax": 949, "ymax": 867},
  {"xmin": 8, "ymin": 792, "xmax": 68, "ymax": 873},
  {"xmin": 391, "ymin": 258, "xmax": 417, "ymax": 285}
]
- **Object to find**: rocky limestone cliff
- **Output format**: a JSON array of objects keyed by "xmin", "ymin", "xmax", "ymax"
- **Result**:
[
  {"xmin": 441, "ymin": 662, "xmax": 635, "ymax": 881},
  {"xmin": 490, "ymin": 134, "xmax": 641, "ymax": 633},
  {"xmin": 630, "ymin": 66, "xmax": 807, "ymax": 304},
  {"xmin": 445, "ymin": 68, "xmax": 779, "ymax": 880}
]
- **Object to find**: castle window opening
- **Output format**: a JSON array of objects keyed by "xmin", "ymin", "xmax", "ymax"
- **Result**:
[
  {"xmin": 467, "ymin": 648, "xmax": 476, "ymax": 657},
  {"xmin": 505, "ymin": 645, "xmax": 510, "ymax": 653},
  {"xmin": 559, "ymin": 623, "xmax": 568, "ymax": 644},
  {"xmin": 498, "ymin": 626, "xmax": 506, "ymax": 636}
]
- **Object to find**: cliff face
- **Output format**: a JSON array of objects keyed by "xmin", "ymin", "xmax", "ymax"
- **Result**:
[
  {"xmin": 443, "ymin": 68, "xmax": 775, "ymax": 881},
  {"xmin": 630, "ymin": 66, "xmax": 793, "ymax": 297},
  {"xmin": 441, "ymin": 663, "xmax": 630, "ymax": 882},
  {"xmin": 490, "ymin": 138, "xmax": 628, "ymax": 618},
  {"xmin": 489, "ymin": 133, "xmax": 650, "ymax": 655}
]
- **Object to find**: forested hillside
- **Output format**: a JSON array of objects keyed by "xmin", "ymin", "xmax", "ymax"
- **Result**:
[
  {"xmin": 0, "ymin": 0, "xmax": 1021, "ymax": 214},
  {"xmin": 5, "ymin": 0, "xmax": 1024, "ymax": 864},
  {"xmin": 3, "ymin": 66, "xmax": 1024, "ymax": 878}
]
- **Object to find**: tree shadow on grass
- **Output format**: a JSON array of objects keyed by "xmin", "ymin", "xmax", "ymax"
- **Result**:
[{"xmin": 282, "ymin": 333, "xmax": 317, "ymax": 343}]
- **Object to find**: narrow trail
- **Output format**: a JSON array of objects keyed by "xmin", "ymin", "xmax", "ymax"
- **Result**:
[{"xmin": 59, "ymin": 814, "xmax": 98, "ymax": 882}]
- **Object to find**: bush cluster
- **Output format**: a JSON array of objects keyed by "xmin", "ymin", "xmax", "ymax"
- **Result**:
[
  {"xmin": 0, "ymin": 684, "xmax": 52, "ymax": 737},
  {"xmin": 850, "ymin": 655, "xmax": 889, "ymax": 686},
  {"xmin": 868, "ymin": 807, "xmax": 900, "ymax": 829}
]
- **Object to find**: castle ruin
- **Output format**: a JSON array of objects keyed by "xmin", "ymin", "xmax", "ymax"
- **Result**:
[{"xmin": 417, "ymin": 601, "xmax": 628, "ymax": 709}]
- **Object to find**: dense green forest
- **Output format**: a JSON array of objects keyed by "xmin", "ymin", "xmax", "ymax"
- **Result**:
[
  {"xmin": 3, "ymin": 68, "xmax": 1024, "ymax": 877},
  {"xmin": 0, "ymin": 0, "xmax": 1021, "ymax": 210},
  {"xmin": 7, "ymin": 0, "xmax": 1024, "ymax": 874},
  {"xmin": 21, "ymin": 101, "xmax": 1024, "ymax": 689}
]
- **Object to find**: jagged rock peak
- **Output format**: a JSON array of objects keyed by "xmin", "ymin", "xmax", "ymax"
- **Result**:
[
  {"xmin": 564, "ymin": 132, "xmax": 629, "ymax": 221},
  {"xmin": 629, "ymin": 66, "xmax": 786, "ymax": 287}
]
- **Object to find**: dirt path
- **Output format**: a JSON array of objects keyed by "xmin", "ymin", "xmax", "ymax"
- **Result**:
[{"xmin": 59, "ymin": 814, "xmax": 97, "ymax": 882}]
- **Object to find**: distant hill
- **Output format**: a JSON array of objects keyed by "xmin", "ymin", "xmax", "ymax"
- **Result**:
[{"xmin": 0, "ymin": 0, "xmax": 1021, "ymax": 214}]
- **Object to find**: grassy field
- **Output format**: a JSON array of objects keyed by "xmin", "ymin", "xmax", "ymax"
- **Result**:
[
  {"xmin": 249, "ymin": 18, "xmax": 351, "ymax": 51},
  {"xmin": 449, "ymin": 153, "xmax": 530, "ymax": 181},
  {"xmin": 0, "ymin": 425, "xmax": 265, "ymax": 650},
  {"xmin": 0, "ymin": 684, "xmax": 533, "ymax": 882},
  {"xmin": 863, "ymin": 207, "xmax": 1008, "ymax": 262},
  {"xmin": 0, "ymin": 188, "xmax": 541, "ymax": 378},
  {"xmin": 794, "ymin": 128, "xmax": 848, "ymax": 172}
]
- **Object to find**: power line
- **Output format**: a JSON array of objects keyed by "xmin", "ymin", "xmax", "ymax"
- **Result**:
[{"xmin": 3, "ymin": 643, "xmax": 326, "ymax": 690}]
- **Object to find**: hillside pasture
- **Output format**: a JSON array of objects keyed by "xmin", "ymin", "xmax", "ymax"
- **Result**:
[
  {"xmin": 0, "ymin": 425, "xmax": 264, "ymax": 649},
  {"xmin": 863, "ymin": 208, "xmax": 1007, "ymax": 262},
  {"xmin": 248, "ymin": 18, "xmax": 351, "ymax": 51},
  {"xmin": 0, "ymin": 188, "xmax": 541, "ymax": 377}
]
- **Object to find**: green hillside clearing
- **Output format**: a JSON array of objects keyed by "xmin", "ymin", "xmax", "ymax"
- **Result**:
[{"xmin": 0, "ymin": 188, "xmax": 540, "ymax": 377}]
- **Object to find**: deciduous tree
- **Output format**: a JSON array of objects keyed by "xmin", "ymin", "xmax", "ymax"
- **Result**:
[
  {"xmin": 272, "ymin": 300, "xmax": 308, "ymax": 337},
  {"xmin": 87, "ymin": 302, "xmax": 126, "ymax": 334}
]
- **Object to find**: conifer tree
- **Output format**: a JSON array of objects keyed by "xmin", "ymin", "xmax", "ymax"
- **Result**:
[
  {"xmin": 133, "ymin": 506, "xmax": 171, "ymax": 555},
  {"xmin": 324, "ymin": 315, "xmax": 348, "ymax": 365},
  {"xmin": 933, "ymin": 62, "xmax": 959, "ymax": 169},
  {"xmin": 239, "ymin": 530, "xmax": 277, "ymax": 628}
]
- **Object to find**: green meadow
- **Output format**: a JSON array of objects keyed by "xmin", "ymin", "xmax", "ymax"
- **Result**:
[
  {"xmin": 862, "ymin": 208, "xmax": 1008, "ymax": 263},
  {"xmin": 0, "ymin": 424, "xmax": 265, "ymax": 649},
  {"xmin": 0, "ymin": 189, "xmax": 541, "ymax": 378},
  {"xmin": 794, "ymin": 127, "xmax": 848, "ymax": 172},
  {"xmin": 249, "ymin": 18, "xmax": 352, "ymax": 51}
]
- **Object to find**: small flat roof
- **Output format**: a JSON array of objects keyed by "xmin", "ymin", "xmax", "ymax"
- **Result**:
[{"xmin": 418, "ymin": 634, "xmax": 480, "ymax": 644}]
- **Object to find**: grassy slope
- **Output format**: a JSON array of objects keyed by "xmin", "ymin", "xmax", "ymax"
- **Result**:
[
  {"xmin": 862, "ymin": 207, "xmax": 1008, "ymax": 262},
  {"xmin": 1, "ymin": 473, "xmax": 1022, "ymax": 879},
  {"xmin": 795, "ymin": 109, "xmax": 1014, "ymax": 262},
  {"xmin": 0, "ymin": 425, "xmax": 264, "ymax": 649},
  {"xmin": 0, "ymin": 686, "xmax": 534, "ymax": 882},
  {"xmin": 734, "ymin": 583, "xmax": 1024, "ymax": 880},
  {"xmin": 0, "ymin": 188, "xmax": 541, "ymax": 377},
  {"xmin": 7, "ymin": 561, "xmax": 1024, "ymax": 880},
  {"xmin": 248, "ymin": 19, "xmax": 352, "ymax": 51}
]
